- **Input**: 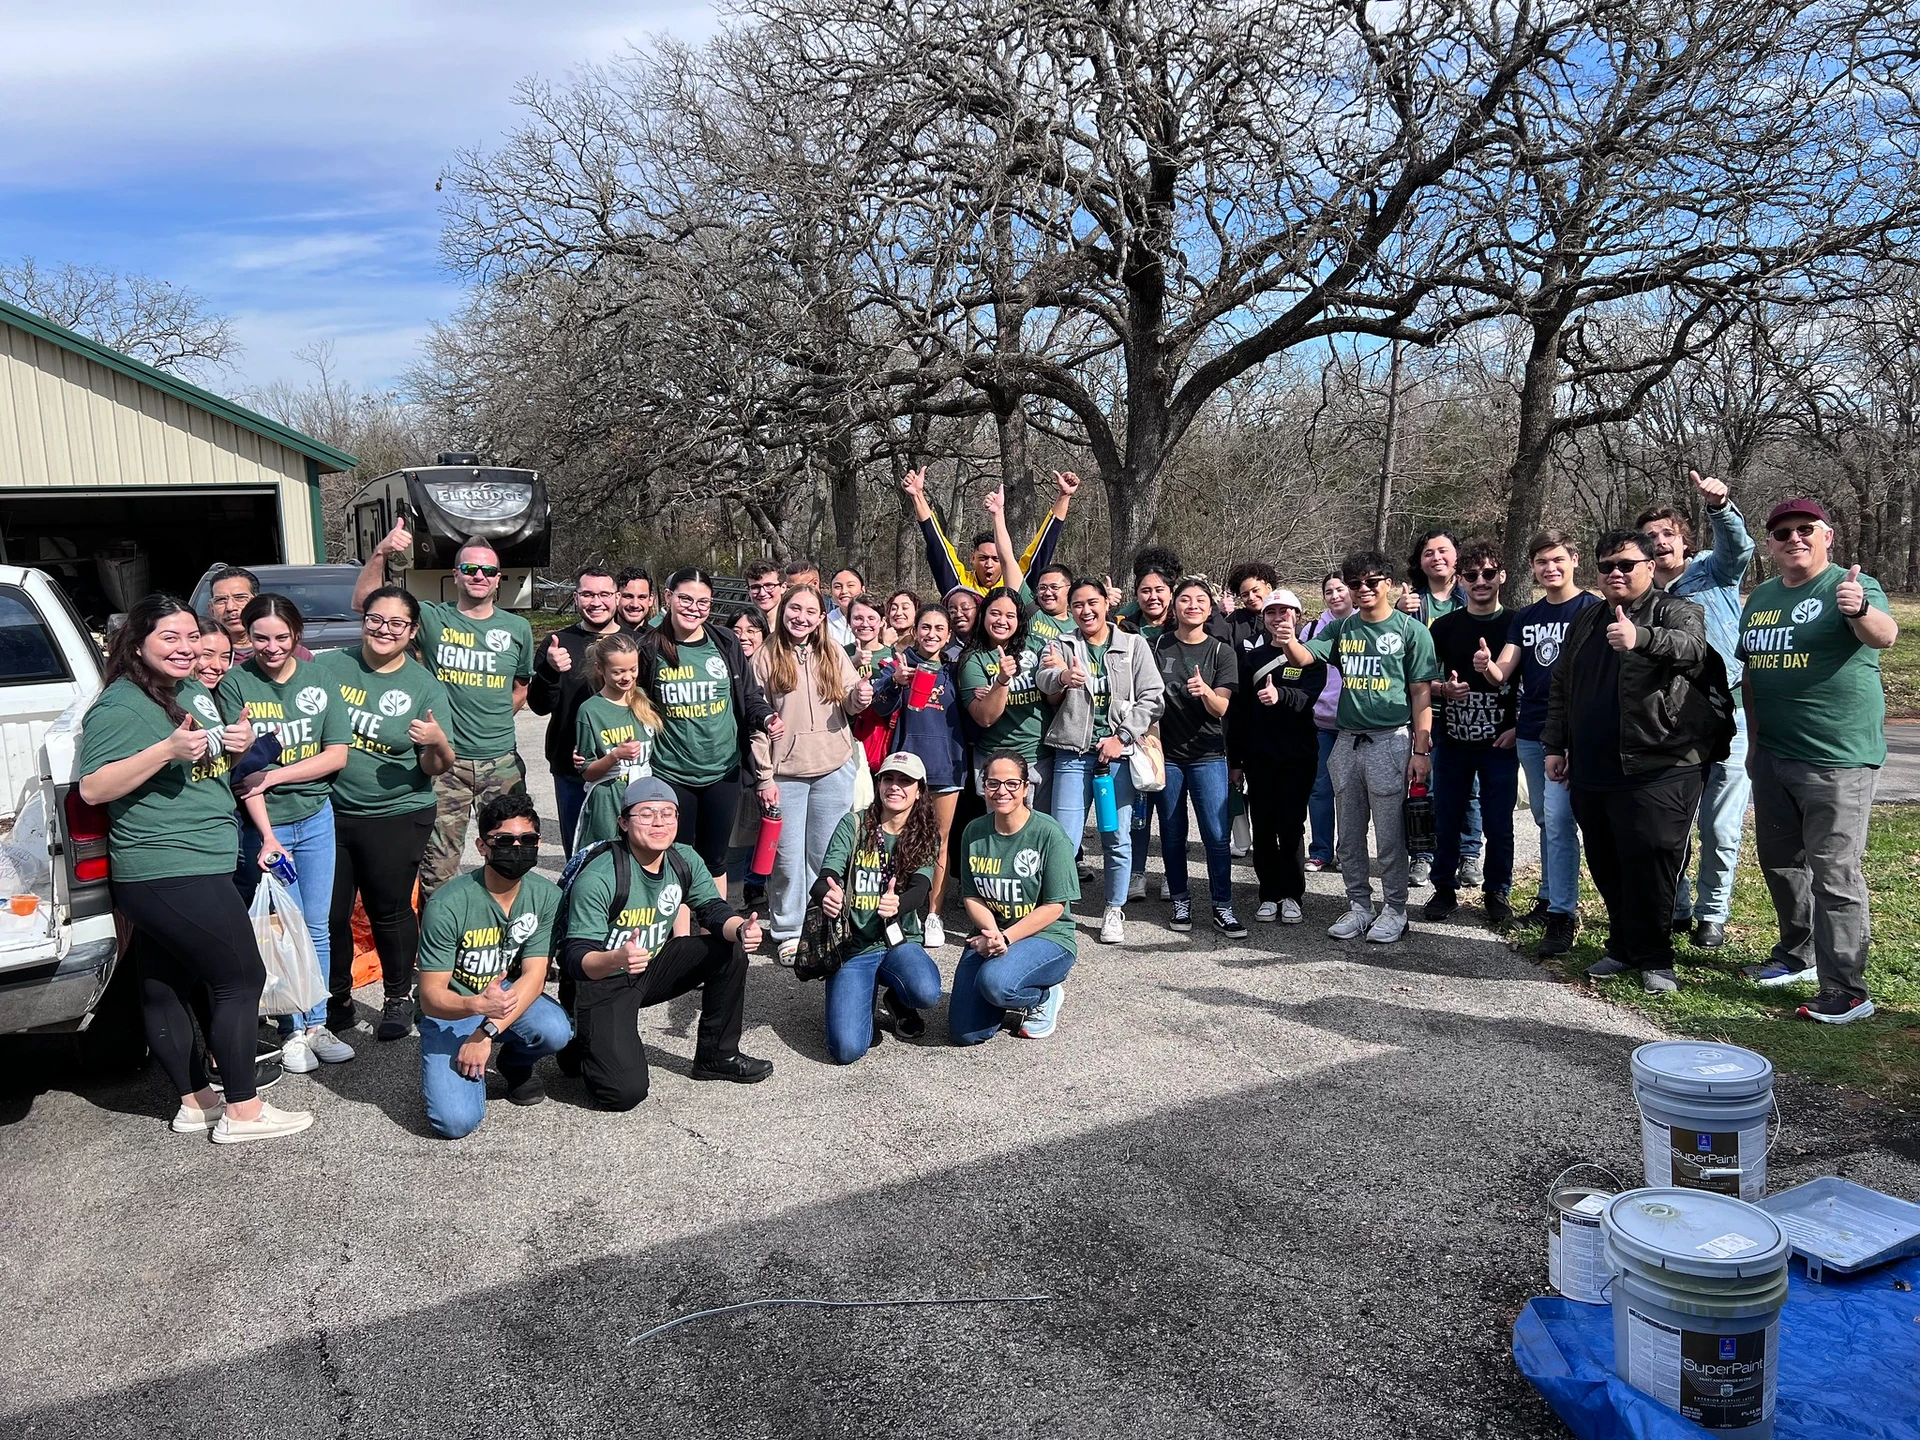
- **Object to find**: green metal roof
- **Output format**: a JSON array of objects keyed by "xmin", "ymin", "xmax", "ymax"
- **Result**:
[{"xmin": 0, "ymin": 296, "xmax": 360, "ymax": 474}]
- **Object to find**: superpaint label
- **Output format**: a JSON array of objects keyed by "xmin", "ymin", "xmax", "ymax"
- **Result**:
[
  {"xmin": 1641, "ymin": 1119, "xmax": 1769, "ymax": 1202},
  {"xmin": 1625, "ymin": 1308, "xmax": 1774, "ymax": 1431}
]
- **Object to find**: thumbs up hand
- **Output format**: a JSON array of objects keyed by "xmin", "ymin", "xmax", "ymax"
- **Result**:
[
  {"xmin": 1472, "ymin": 637, "xmax": 1494, "ymax": 676},
  {"xmin": 167, "ymin": 711, "xmax": 211, "ymax": 762},
  {"xmin": 1607, "ymin": 605, "xmax": 1638, "ymax": 652},
  {"xmin": 875, "ymin": 877, "xmax": 901, "ymax": 920},
  {"xmin": 546, "ymin": 633, "xmax": 572, "ymax": 673},
  {"xmin": 820, "ymin": 875, "xmax": 845, "ymax": 919},
  {"xmin": 1257, "ymin": 674, "xmax": 1279, "ymax": 706},
  {"xmin": 1436, "ymin": 668, "xmax": 1471, "ymax": 701},
  {"xmin": 409, "ymin": 707, "xmax": 447, "ymax": 747},
  {"xmin": 378, "ymin": 518, "xmax": 412, "ymax": 559},
  {"xmin": 1837, "ymin": 564, "xmax": 1867, "ymax": 618},
  {"xmin": 737, "ymin": 911, "xmax": 763, "ymax": 952},
  {"xmin": 219, "ymin": 703, "xmax": 255, "ymax": 755},
  {"xmin": 620, "ymin": 937, "xmax": 651, "ymax": 976},
  {"xmin": 1689, "ymin": 468, "xmax": 1729, "ymax": 509},
  {"xmin": 1185, "ymin": 664, "xmax": 1210, "ymax": 698}
]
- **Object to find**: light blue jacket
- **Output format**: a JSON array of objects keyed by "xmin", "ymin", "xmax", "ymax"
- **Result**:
[{"xmin": 1660, "ymin": 502, "xmax": 1754, "ymax": 686}]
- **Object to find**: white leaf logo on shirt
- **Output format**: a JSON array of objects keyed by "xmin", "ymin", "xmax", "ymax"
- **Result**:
[
  {"xmin": 294, "ymin": 686, "xmax": 327, "ymax": 716},
  {"xmin": 657, "ymin": 882, "xmax": 683, "ymax": 915},
  {"xmin": 378, "ymin": 689, "xmax": 413, "ymax": 717},
  {"xmin": 1791, "ymin": 598, "xmax": 1823, "ymax": 625},
  {"xmin": 484, "ymin": 628, "xmax": 513, "ymax": 653},
  {"xmin": 704, "ymin": 656, "xmax": 729, "ymax": 679},
  {"xmin": 192, "ymin": 695, "xmax": 221, "ymax": 724},
  {"xmin": 1375, "ymin": 632, "xmax": 1404, "ymax": 656},
  {"xmin": 1014, "ymin": 848, "xmax": 1042, "ymax": 879},
  {"xmin": 508, "ymin": 912, "xmax": 540, "ymax": 945}
]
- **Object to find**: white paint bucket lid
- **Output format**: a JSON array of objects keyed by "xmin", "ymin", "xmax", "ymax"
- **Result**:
[
  {"xmin": 1631, "ymin": 1041, "xmax": 1774, "ymax": 1099},
  {"xmin": 1603, "ymin": 1188, "xmax": 1789, "ymax": 1279}
]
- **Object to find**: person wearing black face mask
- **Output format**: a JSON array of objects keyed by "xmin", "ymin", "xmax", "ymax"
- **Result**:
[{"xmin": 414, "ymin": 791, "xmax": 572, "ymax": 1138}]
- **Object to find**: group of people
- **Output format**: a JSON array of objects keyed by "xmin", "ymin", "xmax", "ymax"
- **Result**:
[{"xmin": 76, "ymin": 463, "xmax": 1895, "ymax": 1144}]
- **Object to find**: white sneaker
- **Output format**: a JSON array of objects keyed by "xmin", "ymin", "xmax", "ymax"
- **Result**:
[
  {"xmin": 1099, "ymin": 906, "xmax": 1126, "ymax": 944},
  {"xmin": 280, "ymin": 1032, "xmax": 317, "ymax": 1074},
  {"xmin": 1157, "ymin": 878, "xmax": 1172, "ymax": 902},
  {"xmin": 1328, "ymin": 904, "xmax": 1373, "ymax": 940},
  {"xmin": 1280, "ymin": 899, "xmax": 1303, "ymax": 925},
  {"xmin": 305, "ymin": 1026, "xmax": 355, "ymax": 1065},
  {"xmin": 1127, "ymin": 873, "xmax": 1146, "ymax": 902},
  {"xmin": 211, "ymin": 1100, "xmax": 314, "ymax": 1145},
  {"xmin": 1366, "ymin": 907, "xmax": 1409, "ymax": 944},
  {"xmin": 923, "ymin": 913, "xmax": 946, "ymax": 948},
  {"xmin": 1254, "ymin": 901, "xmax": 1279, "ymax": 923},
  {"xmin": 171, "ymin": 1099, "xmax": 224, "ymax": 1134}
]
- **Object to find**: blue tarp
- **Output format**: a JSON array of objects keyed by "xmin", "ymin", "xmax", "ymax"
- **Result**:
[{"xmin": 1513, "ymin": 1256, "xmax": 1920, "ymax": 1439}]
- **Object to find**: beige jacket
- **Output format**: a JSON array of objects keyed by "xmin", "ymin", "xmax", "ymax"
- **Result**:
[{"xmin": 749, "ymin": 642, "xmax": 865, "ymax": 780}]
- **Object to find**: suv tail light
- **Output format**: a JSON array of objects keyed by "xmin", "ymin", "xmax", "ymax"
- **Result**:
[{"xmin": 61, "ymin": 788, "xmax": 114, "ymax": 917}]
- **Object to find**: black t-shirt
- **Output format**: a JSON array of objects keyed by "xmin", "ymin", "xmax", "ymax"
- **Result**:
[
  {"xmin": 1154, "ymin": 634, "xmax": 1239, "ymax": 761},
  {"xmin": 1429, "ymin": 608, "xmax": 1518, "ymax": 749}
]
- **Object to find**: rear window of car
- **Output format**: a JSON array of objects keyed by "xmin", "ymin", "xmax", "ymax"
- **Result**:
[{"xmin": 0, "ymin": 586, "xmax": 72, "ymax": 685}]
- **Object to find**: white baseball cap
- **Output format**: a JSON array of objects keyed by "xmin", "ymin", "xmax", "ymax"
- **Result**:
[{"xmin": 1262, "ymin": 589, "xmax": 1305, "ymax": 611}]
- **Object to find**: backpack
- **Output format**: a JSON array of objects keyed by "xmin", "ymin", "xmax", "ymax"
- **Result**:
[{"xmin": 558, "ymin": 839, "xmax": 694, "ymax": 951}]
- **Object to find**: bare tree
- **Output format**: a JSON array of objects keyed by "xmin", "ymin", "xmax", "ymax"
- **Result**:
[{"xmin": 0, "ymin": 257, "xmax": 238, "ymax": 377}]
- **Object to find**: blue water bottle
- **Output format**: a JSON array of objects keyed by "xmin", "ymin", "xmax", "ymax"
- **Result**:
[{"xmin": 1092, "ymin": 760, "xmax": 1119, "ymax": 834}]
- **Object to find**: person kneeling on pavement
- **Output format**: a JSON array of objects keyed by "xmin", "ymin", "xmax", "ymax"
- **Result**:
[
  {"xmin": 812, "ymin": 752, "xmax": 945, "ymax": 1064},
  {"xmin": 561, "ymin": 777, "xmax": 773, "ymax": 1108},
  {"xmin": 416, "ymin": 791, "xmax": 573, "ymax": 1139}
]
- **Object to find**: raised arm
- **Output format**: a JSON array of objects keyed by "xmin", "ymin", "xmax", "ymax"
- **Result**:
[{"xmin": 353, "ymin": 518, "xmax": 410, "ymax": 613}]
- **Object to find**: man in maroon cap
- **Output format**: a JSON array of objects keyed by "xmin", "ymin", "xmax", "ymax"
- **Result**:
[{"xmin": 1735, "ymin": 499, "xmax": 1898, "ymax": 1023}]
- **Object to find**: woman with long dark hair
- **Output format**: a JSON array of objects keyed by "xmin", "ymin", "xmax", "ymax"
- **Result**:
[
  {"xmin": 314, "ymin": 585, "xmax": 455, "ymax": 1042},
  {"xmin": 78, "ymin": 595, "xmax": 311, "ymax": 1141},
  {"xmin": 218, "ymin": 594, "xmax": 352, "ymax": 1073},
  {"xmin": 637, "ymin": 567, "xmax": 777, "ymax": 893},
  {"xmin": 812, "ymin": 751, "xmax": 944, "ymax": 1062}
]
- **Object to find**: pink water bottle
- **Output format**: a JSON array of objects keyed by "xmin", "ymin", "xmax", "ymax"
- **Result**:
[{"xmin": 752, "ymin": 803, "xmax": 783, "ymax": 878}]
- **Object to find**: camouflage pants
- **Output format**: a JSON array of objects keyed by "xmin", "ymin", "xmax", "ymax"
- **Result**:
[{"xmin": 420, "ymin": 753, "xmax": 528, "ymax": 898}]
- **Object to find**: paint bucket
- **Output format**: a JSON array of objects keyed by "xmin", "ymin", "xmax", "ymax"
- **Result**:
[
  {"xmin": 1631, "ymin": 1042, "xmax": 1778, "ymax": 1202},
  {"xmin": 1546, "ymin": 1163, "xmax": 1621, "ymax": 1304},
  {"xmin": 1602, "ymin": 1188, "xmax": 1790, "ymax": 1438}
]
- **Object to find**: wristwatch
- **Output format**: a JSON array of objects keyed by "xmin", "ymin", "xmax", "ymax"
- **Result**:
[{"xmin": 480, "ymin": 1019, "xmax": 502, "ymax": 1040}]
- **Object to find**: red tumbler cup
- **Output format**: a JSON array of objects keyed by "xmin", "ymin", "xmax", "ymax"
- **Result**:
[
  {"xmin": 752, "ymin": 804, "xmax": 782, "ymax": 878},
  {"xmin": 908, "ymin": 666, "xmax": 937, "ymax": 710}
]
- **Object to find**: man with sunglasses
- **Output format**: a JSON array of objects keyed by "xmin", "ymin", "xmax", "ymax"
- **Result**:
[
  {"xmin": 1639, "ymin": 469, "xmax": 1756, "ymax": 949},
  {"xmin": 529, "ymin": 565, "xmax": 625, "ymax": 851},
  {"xmin": 355, "ymin": 521, "xmax": 537, "ymax": 897},
  {"xmin": 561, "ymin": 777, "xmax": 773, "ymax": 1109},
  {"xmin": 1281, "ymin": 550, "xmax": 1440, "ymax": 944},
  {"xmin": 1543, "ymin": 529, "xmax": 1733, "ymax": 993},
  {"xmin": 1735, "ymin": 500, "xmax": 1896, "ymax": 1023},
  {"xmin": 415, "ymin": 791, "xmax": 571, "ymax": 1137}
]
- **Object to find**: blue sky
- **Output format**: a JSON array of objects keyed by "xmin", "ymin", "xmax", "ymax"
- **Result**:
[{"xmin": 0, "ymin": 1, "xmax": 717, "ymax": 395}]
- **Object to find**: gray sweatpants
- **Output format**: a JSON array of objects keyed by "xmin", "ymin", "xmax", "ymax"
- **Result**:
[
  {"xmin": 1327, "ymin": 727, "xmax": 1412, "ymax": 912},
  {"xmin": 1748, "ymin": 745, "xmax": 1877, "ymax": 1001}
]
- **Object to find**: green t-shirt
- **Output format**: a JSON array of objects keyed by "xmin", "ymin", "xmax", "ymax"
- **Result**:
[
  {"xmin": 216, "ymin": 657, "xmax": 352, "ymax": 825},
  {"xmin": 1085, "ymin": 639, "xmax": 1113, "ymax": 739},
  {"xmin": 650, "ymin": 633, "xmax": 737, "ymax": 785},
  {"xmin": 574, "ymin": 694, "xmax": 657, "ymax": 849},
  {"xmin": 959, "ymin": 637, "xmax": 1048, "ymax": 762},
  {"xmin": 1300, "ymin": 610, "xmax": 1442, "ymax": 731},
  {"xmin": 819, "ymin": 812, "xmax": 935, "ymax": 954},
  {"xmin": 418, "ymin": 869, "xmax": 560, "ymax": 995},
  {"xmin": 961, "ymin": 809, "xmax": 1080, "ymax": 954},
  {"xmin": 1737, "ymin": 565, "xmax": 1891, "ymax": 767},
  {"xmin": 1424, "ymin": 592, "xmax": 1460, "ymax": 622},
  {"xmin": 417, "ymin": 600, "xmax": 535, "ymax": 762},
  {"xmin": 77, "ymin": 677, "xmax": 238, "ymax": 881},
  {"xmin": 313, "ymin": 647, "xmax": 450, "ymax": 817},
  {"xmin": 1028, "ymin": 610, "xmax": 1070, "ymax": 645},
  {"xmin": 564, "ymin": 841, "xmax": 721, "ymax": 955}
]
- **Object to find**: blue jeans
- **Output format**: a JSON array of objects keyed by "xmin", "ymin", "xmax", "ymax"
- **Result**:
[
  {"xmin": 823, "ymin": 941, "xmax": 944, "ymax": 1064},
  {"xmin": 1130, "ymin": 795, "xmax": 1155, "ymax": 876},
  {"xmin": 1158, "ymin": 756, "xmax": 1234, "ymax": 907},
  {"xmin": 949, "ymin": 936, "xmax": 1076, "ymax": 1045},
  {"xmin": 1415, "ymin": 777, "xmax": 1482, "ymax": 865},
  {"xmin": 771, "ymin": 757, "xmax": 860, "ymax": 941},
  {"xmin": 1518, "ymin": 738, "xmax": 1580, "ymax": 915},
  {"xmin": 1432, "ymin": 743, "xmax": 1519, "ymax": 894},
  {"xmin": 1048, "ymin": 751, "xmax": 1138, "ymax": 907},
  {"xmin": 1308, "ymin": 727, "xmax": 1337, "ymax": 864},
  {"xmin": 1675, "ymin": 707, "xmax": 1750, "ymax": 924},
  {"xmin": 239, "ymin": 800, "xmax": 337, "ymax": 1033},
  {"xmin": 419, "ymin": 994, "xmax": 572, "ymax": 1139},
  {"xmin": 554, "ymin": 773, "xmax": 586, "ymax": 854}
]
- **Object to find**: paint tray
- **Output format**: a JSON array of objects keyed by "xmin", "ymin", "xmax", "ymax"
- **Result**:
[{"xmin": 1757, "ymin": 1176, "xmax": 1920, "ymax": 1282}]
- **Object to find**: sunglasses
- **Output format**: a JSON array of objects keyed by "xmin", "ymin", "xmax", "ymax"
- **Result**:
[
  {"xmin": 1769, "ymin": 523, "xmax": 1817, "ymax": 542},
  {"xmin": 456, "ymin": 563, "xmax": 500, "ymax": 578},
  {"xmin": 1347, "ymin": 574, "xmax": 1389, "ymax": 590},
  {"xmin": 1595, "ymin": 557, "xmax": 1649, "ymax": 575},
  {"xmin": 484, "ymin": 834, "xmax": 540, "ymax": 850},
  {"xmin": 1460, "ymin": 567, "xmax": 1501, "ymax": 582}
]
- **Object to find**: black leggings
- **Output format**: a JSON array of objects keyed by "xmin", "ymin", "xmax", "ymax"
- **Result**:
[
  {"xmin": 114, "ymin": 873, "xmax": 266, "ymax": 1104},
  {"xmin": 329, "ymin": 805, "xmax": 435, "ymax": 1008},
  {"xmin": 1245, "ymin": 759, "xmax": 1315, "ymax": 903},
  {"xmin": 665, "ymin": 769, "xmax": 742, "ymax": 874}
]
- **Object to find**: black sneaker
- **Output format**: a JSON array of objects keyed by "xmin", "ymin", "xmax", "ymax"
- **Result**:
[
  {"xmin": 1537, "ymin": 913, "xmax": 1577, "ymax": 957},
  {"xmin": 1212, "ymin": 906, "xmax": 1248, "ymax": 939},
  {"xmin": 691, "ymin": 1051, "xmax": 775, "ymax": 1083},
  {"xmin": 376, "ymin": 993, "xmax": 415, "ymax": 1042},
  {"xmin": 1585, "ymin": 955, "xmax": 1631, "ymax": 981},
  {"xmin": 1521, "ymin": 896, "xmax": 1552, "ymax": 926},
  {"xmin": 1422, "ymin": 888, "xmax": 1457, "ymax": 922},
  {"xmin": 1483, "ymin": 890, "xmax": 1514, "ymax": 926},
  {"xmin": 500, "ymin": 1063, "xmax": 547, "ymax": 1106},
  {"xmin": 1799, "ymin": 991, "xmax": 1876, "ymax": 1025},
  {"xmin": 1691, "ymin": 920, "xmax": 1727, "ymax": 949},
  {"xmin": 326, "ymin": 1003, "xmax": 360, "ymax": 1035},
  {"xmin": 1169, "ymin": 898, "xmax": 1194, "ymax": 931},
  {"xmin": 880, "ymin": 987, "xmax": 927, "ymax": 1039}
]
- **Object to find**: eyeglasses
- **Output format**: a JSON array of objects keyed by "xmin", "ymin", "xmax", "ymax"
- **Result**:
[
  {"xmin": 456, "ymin": 563, "xmax": 500, "ymax": 578},
  {"xmin": 672, "ymin": 595, "xmax": 713, "ymax": 611},
  {"xmin": 1595, "ymin": 557, "xmax": 1650, "ymax": 575},
  {"xmin": 1460, "ymin": 567, "xmax": 1501, "ymax": 582},
  {"xmin": 983, "ymin": 777, "xmax": 1026, "ymax": 792},
  {"xmin": 629, "ymin": 806, "xmax": 678, "ymax": 824},
  {"xmin": 577, "ymin": 589, "xmax": 617, "ymax": 602},
  {"xmin": 484, "ymin": 834, "xmax": 540, "ymax": 850},
  {"xmin": 1769, "ymin": 523, "xmax": 1817, "ymax": 542},
  {"xmin": 363, "ymin": 615, "xmax": 413, "ymax": 634},
  {"xmin": 1348, "ymin": 574, "xmax": 1389, "ymax": 590},
  {"xmin": 747, "ymin": 581, "xmax": 780, "ymax": 594}
]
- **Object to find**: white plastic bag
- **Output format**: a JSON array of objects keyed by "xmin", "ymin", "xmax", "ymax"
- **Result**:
[{"xmin": 251, "ymin": 874, "xmax": 325, "ymax": 1017}]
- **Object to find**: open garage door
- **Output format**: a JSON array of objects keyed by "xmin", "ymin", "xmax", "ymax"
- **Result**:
[{"xmin": 0, "ymin": 488, "xmax": 282, "ymax": 625}]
